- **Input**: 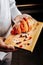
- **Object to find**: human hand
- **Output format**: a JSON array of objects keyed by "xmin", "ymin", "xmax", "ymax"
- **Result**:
[{"xmin": 0, "ymin": 37, "xmax": 17, "ymax": 52}]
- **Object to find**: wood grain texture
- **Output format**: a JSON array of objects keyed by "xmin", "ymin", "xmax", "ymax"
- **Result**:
[{"xmin": 5, "ymin": 22, "xmax": 43, "ymax": 52}]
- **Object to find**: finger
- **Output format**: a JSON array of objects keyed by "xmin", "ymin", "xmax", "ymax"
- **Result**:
[
  {"xmin": 0, "ymin": 46, "xmax": 17, "ymax": 52},
  {"xmin": 0, "ymin": 41, "xmax": 6, "ymax": 48},
  {"xmin": 7, "ymin": 45, "xmax": 15, "ymax": 50},
  {"xmin": 0, "ymin": 48, "xmax": 16, "ymax": 52},
  {"xmin": 0, "ymin": 37, "xmax": 6, "ymax": 42},
  {"xmin": 0, "ymin": 39, "xmax": 17, "ymax": 52},
  {"xmin": 4, "ymin": 45, "xmax": 17, "ymax": 52}
]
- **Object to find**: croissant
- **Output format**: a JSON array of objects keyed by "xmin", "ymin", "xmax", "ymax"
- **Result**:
[{"xmin": 11, "ymin": 14, "xmax": 34, "ymax": 35}]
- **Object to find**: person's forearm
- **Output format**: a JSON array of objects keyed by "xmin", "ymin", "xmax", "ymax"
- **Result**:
[
  {"xmin": 9, "ymin": 0, "xmax": 22, "ymax": 21},
  {"xmin": 11, "ymin": 5, "xmax": 22, "ymax": 20}
]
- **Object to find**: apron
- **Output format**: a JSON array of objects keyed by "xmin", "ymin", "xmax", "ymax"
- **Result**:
[
  {"xmin": 0, "ymin": 0, "xmax": 11, "ymax": 60},
  {"xmin": 0, "ymin": 0, "xmax": 11, "ymax": 36}
]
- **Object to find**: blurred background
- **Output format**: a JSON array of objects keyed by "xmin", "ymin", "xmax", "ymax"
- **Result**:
[
  {"xmin": 11, "ymin": 1, "xmax": 43, "ymax": 65},
  {"xmin": 16, "ymin": 0, "xmax": 43, "ymax": 21}
]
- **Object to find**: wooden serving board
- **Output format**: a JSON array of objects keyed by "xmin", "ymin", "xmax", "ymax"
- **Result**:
[{"xmin": 5, "ymin": 22, "xmax": 43, "ymax": 52}]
